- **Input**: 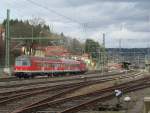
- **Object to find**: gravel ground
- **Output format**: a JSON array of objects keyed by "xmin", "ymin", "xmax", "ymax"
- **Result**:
[
  {"xmin": 0, "ymin": 71, "xmax": 147, "ymax": 113},
  {"xmin": 36, "ymin": 72, "xmax": 148, "ymax": 113},
  {"xmin": 78, "ymin": 111, "xmax": 123, "ymax": 113},
  {"xmin": 0, "ymin": 87, "xmax": 75, "ymax": 113},
  {"xmin": 57, "ymin": 72, "xmax": 148, "ymax": 113},
  {"xmin": 78, "ymin": 84, "xmax": 150, "ymax": 113},
  {"xmin": 0, "ymin": 72, "xmax": 119, "ymax": 88},
  {"xmin": 64, "ymin": 72, "xmax": 147, "ymax": 98},
  {"xmin": 0, "ymin": 76, "xmax": 118, "ymax": 93},
  {"xmin": 0, "ymin": 71, "xmax": 135, "ymax": 93}
]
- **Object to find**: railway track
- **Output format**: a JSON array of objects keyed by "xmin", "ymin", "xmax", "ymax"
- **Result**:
[
  {"xmin": 0, "ymin": 70, "xmax": 103, "ymax": 82},
  {"xmin": 0, "ymin": 70, "xmax": 134, "ymax": 84},
  {"xmin": 0, "ymin": 71, "xmax": 135, "ymax": 89},
  {"xmin": 0, "ymin": 73, "xmax": 123, "ymax": 88},
  {"xmin": 0, "ymin": 71, "xmax": 144, "ymax": 113},
  {"xmin": 11, "ymin": 74, "xmax": 150, "ymax": 113},
  {"xmin": 0, "ymin": 71, "xmax": 139, "ymax": 96},
  {"xmin": 0, "ymin": 79, "xmax": 114, "ymax": 104},
  {"xmin": 0, "ymin": 81, "xmax": 94, "ymax": 113}
]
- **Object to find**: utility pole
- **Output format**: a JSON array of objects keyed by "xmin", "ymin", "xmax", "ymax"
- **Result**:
[
  {"xmin": 119, "ymin": 39, "xmax": 122, "ymax": 63},
  {"xmin": 32, "ymin": 27, "xmax": 33, "ymax": 43},
  {"xmin": 4, "ymin": 9, "xmax": 11, "ymax": 75},
  {"xmin": 119, "ymin": 39, "xmax": 122, "ymax": 51},
  {"xmin": 101, "ymin": 33, "xmax": 106, "ymax": 74},
  {"xmin": 103, "ymin": 33, "xmax": 105, "ymax": 48}
]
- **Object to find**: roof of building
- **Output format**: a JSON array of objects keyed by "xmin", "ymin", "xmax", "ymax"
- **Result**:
[{"xmin": 45, "ymin": 46, "xmax": 70, "ymax": 57}]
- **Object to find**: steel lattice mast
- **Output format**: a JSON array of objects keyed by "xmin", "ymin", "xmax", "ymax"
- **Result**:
[{"xmin": 5, "ymin": 9, "xmax": 11, "ymax": 75}]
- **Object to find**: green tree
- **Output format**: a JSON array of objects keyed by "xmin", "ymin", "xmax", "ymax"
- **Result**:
[
  {"xmin": 85, "ymin": 39, "xmax": 101, "ymax": 59},
  {"xmin": 85, "ymin": 39, "xmax": 107, "ymax": 70},
  {"xmin": 2, "ymin": 19, "xmax": 52, "ymax": 58}
]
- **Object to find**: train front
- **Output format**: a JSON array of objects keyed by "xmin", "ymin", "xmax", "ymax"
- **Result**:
[{"xmin": 14, "ymin": 56, "xmax": 32, "ymax": 78}]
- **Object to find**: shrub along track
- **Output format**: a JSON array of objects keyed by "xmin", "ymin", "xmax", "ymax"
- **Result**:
[{"xmin": 11, "ymin": 74, "xmax": 150, "ymax": 113}]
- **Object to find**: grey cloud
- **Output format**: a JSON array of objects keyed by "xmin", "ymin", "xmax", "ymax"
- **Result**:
[
  {"xmin": 64, "ymin": 0, "xmax": 150, "ymax": 7},
  {"xmin": 126, "ymin": 22, "xmax": 150, "ymax": 32},
  {"xmin": 96, "ymin": 0, "xmax": 150, "ymax": 2},
  {"xmin": 0, "ymin": 0, "xmax": 150, "ymax": 47},
  {"xmin": 64, "ymin": 0, "xmax": 99, "ymax": 7}
]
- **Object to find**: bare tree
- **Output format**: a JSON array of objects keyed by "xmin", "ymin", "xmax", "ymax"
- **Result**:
[{"xmin": 29, "ymin": 17, "xmax": 46, "ymax": 27}]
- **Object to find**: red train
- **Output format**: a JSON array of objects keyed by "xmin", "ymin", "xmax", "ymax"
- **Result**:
[{"xmin": 14, "ymin": 56, "xmax": 87, "ymax": 78}]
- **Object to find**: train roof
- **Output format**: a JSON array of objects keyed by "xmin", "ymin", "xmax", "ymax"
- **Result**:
[
  {"xmin": 15, "ymin": 55, "xmax": 30, "ymax": 60},
  {"xmin": 16, "ymin": 56, "xmax": 80, "ymax": 64}
]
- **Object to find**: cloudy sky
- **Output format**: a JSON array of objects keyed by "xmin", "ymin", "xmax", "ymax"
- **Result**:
[{"xmin": 0, "ymin": 0, "xmax": 150, "ymax": 48}]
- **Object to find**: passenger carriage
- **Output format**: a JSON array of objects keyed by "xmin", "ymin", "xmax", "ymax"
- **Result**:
[{"xmin": 14, "ymin": 56, "xmax": 87, "ymax": 78}]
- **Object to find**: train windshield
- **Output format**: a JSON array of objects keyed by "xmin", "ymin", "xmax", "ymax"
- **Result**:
[{"xmin": 15, "ymin": 57, "xmax": 31, "ymax": 66}]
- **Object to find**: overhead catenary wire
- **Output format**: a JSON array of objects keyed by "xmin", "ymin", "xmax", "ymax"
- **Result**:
[
  {"xmin": 1, "ymin": 0, "xmax": 97, "ymax": 39},
  {"xmin": 0, "ymin": 9, "xmax": 7, "ymax": 19},
  {"xmin": 26, "ymin": 0, "xmax": 90, "ymax": 39},
  {"xmin": 2, "ymin": 1, "xmax": 101, "ymax": 42},
  {"xmin": 26, "ymin": 0, "xmax": 82, "ymax": 25}
]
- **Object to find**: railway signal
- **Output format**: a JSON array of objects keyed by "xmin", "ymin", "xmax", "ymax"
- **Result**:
[{"xmin": 114, "ymin": 89, "xmax": 122, "ymax": 107}]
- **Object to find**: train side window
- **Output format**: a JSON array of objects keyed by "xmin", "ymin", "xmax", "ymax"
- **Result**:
[
  {"xmin": 51, "ymin": 64, "xmax": 55, "ymax": 68},
  {"xmin": 37, "ymin": 63, "xmax": 42, "ymax": 67},
  {"xmin": 61, "ymin": 63, "xmax": 64, "ymax": 68},
  {"xmin": 43, "ymin": 63, "xmax": 48, "ymax": 67},
  {"xmin": 22, "ymin": 61, "xmax": 28, "ymax": 66},
  {"xmin": 64, "ymin": 64, "xmax": 67, "ymax": 67},
  {"xmin": 47, "ymin": 63, "xmax": 53, "ymax": 68},
  {"xmin": 55, "ymin": 63, "xmax": 59, "ymax": 68},
  {"xmin": 65, "ymin": 64, "xmax": 68, "ymax": 68},
  {"xmin": 50, "ymin": 63, "xmax": 53, "ymax": 68},
  {"xmin": 47, "ymin": 63, "xmax": 51, "ymax": 68}
]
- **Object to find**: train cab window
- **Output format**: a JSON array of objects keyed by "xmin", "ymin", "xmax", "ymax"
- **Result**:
[
  {"xmin": 22, "ymin": 61, "xmax": 28, "ymax": 66},
  {"xmin": 15, "ymin": 60, "xmax": 22, "ymax": 66},
  {"xmin": 15, "ymin": 60, "xmax": 30, "ymax": 66}
]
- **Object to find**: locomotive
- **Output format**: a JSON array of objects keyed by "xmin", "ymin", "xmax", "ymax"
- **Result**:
[{"xmin": 13, "ymin": 56, "xmax": 87, "ymax": 78}]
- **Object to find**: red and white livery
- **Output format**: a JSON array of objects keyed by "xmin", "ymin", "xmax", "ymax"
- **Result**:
[{"xmin": 13, "ymin": 56, "xmax": 87, "ymax": 78}]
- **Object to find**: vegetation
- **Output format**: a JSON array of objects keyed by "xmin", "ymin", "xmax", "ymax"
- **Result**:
[
  {"xmin": 85, "ymin": 39, "xmax": 106, "ymax": 59},
  {"xmin": 3, "ymin": 18, "xmax": 51, "ymax": 46},
  {"xmin": 0, "ymin": 24, "xmax": 5, "ymax": 67},
  {"xmin": 0, "ymin": 18, "xmax": 105, "ymax": 67}
]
